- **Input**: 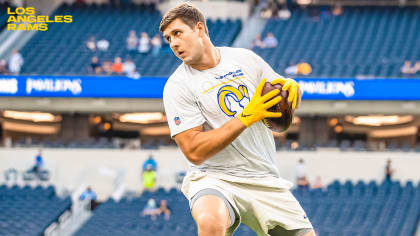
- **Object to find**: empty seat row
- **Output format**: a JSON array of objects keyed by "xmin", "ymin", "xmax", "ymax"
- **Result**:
[
  {"xmin": 0, "ymin": 185, "xmax": 71, "ymax": 236},
  {"xmin": 74, "ymin": 180, "xmax": 420, "ymax": 236},
  {"xmin": 19, "ymin": 3, "xmax": 241, "ymax": 77},
  {"xmin": 257, "ymin": 6, "xmax": 419, "ymax": 78}
]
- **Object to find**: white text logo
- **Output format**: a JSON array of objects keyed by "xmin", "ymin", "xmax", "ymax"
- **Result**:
[
  {"xmin": 299, "ymin": 81, "xmax": 355, "ymax": 97},
  {"xmin": 0, "ymin": 78, "xmax": 18, "ymax": 94},
  {"xmin": 26, "ymin": 78, "xmax": 82, "ymax": 95}
]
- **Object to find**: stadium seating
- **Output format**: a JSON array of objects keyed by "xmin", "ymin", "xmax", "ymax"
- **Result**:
[
  {"xmin": 255, "ymin": 6, "xmax": 419, "ymax": 78},
  {"xmin": 297, "ymin": 180, "xmax": 420, "ymax": 235},
  {"xmin": 0, "ymin": 3, "xmax": 15, "ymax": 30},
  {"xmin": 19, "ymin": 3, "xmax": 241, "ymax": 77},
  {"xmin": 74, "ymin": 187, "xmax": 196, "ymax": 236},
  {"xmin": 0, "ymin": 185, "xmax": 72, "ymax": 236},
  {"xmin": 74, "ymin": 181, "xmax": 420, "ymax": 236},
  {"xmin": 7, "ymin": 4, "xmax": 420, "ymax": 78},
  {"xmin": 74, "ymin": 187, "xmax": 257, "ymax": 236}
]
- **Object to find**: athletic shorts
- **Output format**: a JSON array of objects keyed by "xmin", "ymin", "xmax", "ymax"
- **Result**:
[{"xmin": 181, "ymin": 171, "xmax": 313, "ymax": 236}]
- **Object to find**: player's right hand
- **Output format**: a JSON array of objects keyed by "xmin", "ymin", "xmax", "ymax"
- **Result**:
[
  {"xmin": 238, "ymin": 78, "xmax": 283, "ymax": 127},
  {"xmin": 270, "ymin": 77, "xmax": 301, "ymax": 109}
]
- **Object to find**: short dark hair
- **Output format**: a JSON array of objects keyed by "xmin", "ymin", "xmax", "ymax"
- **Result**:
[{"xmin": 159, "ymin": 3, "xmax": 209, "ymax": 36}]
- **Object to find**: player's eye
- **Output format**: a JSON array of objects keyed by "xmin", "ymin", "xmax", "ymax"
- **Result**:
[{"xmin": 174, "ymin": 31, "xmax": 181, "ymax": 36}]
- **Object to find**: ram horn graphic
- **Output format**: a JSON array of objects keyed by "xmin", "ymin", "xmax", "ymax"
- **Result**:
[{"xmin": 217, "ymin": 85, "xmax": 249, "ymax": 117}]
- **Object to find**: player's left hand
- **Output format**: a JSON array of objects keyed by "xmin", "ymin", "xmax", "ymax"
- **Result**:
[{"xmin": 270, "ymin": 78, "xmax": 301, "ymax": 109}]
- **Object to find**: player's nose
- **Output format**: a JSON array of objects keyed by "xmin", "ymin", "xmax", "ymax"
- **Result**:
[{"xmin": 170, "ymin": 37, "xmax": 181, "ymax": 49}]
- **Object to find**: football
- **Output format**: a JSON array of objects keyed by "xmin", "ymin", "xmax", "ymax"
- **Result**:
[{"xmin": 261, "ymin": 82, "xmax": 293, "ymax": 132}]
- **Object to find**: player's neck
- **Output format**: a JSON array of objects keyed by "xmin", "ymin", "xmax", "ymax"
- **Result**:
[{"xmin": 190, "ymin": 44, "xmax": 220, "ymax": 71}]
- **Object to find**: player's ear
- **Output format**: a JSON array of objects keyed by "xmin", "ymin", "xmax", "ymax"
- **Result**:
[{"xmin": 196, "ymin": 22, "xmax": 205, "ymax": 37}]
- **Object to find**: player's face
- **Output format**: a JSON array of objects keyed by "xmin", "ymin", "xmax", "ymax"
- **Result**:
[{"xmin": 163, "ymin": 18, "xmax": 204, "ymax": 65}]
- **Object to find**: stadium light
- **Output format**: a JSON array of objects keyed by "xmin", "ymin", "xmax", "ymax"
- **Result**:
[
  {"xmin": 334, "ymin": 125, "xmax": 343, "ymax": 133},
  {"xmin": 297, "ymin": 0, "xmax": 311, "ymax": 5},
  {"xmin": 118, "ymin": 112, "xmax": 166, "ymax": 124},
  {"xmin": 2, "ymin": 110, "xmax": 60, "ymax": 122},
  {"xmin": 369, "ymin": 126, "xmax": 418, "ymax": 138},
  {"xmin": 141, "ymin": 126, "xmax": 171, "ymax": 136},
  {"xmin": 2, "ymin": 121, "xmax": 59, "ymax": 134},
  {"xmin": 103, "ymin": 122, "xmax": 111, "ymax": 131},
  {"xmin": 345, "ymin": 115, "xmax": 414, "ymax": 126},
  {"xmin": 92, "ymin": 116, "xmax": 102, "ymax": 124},
  {"xmin": 329, "ymin": 118, "xmax": 338, "ymax": 127}
]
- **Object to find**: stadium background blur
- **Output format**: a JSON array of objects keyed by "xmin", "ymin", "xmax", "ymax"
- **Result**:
[{"xmin": 0, "ymin": 0, "xmax": 419, "ymax": 235}]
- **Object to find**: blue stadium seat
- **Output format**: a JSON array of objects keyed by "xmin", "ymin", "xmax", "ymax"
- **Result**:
[
  {"xmin": 0, "ymin": 185, "xmax": 71, "ymax": 235},
  {"xmin": 0, "ymin": 3, "xmax": 15, "ymax": 30},
  {"xmin": 19, "ymin": 3, "xmax": 241, "ymax": 77},
  {"xmin": 74, "ymin": 180, "xmax": 420, "ymax": 235},
  {"xmin": 256, "ymin": 6, "xmax": 419, "ymax": 78}
]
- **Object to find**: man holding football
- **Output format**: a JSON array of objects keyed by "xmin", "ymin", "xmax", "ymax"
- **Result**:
[{"xmin": 160, "ymin": 3, "xmax": 312, "ymax": 236}]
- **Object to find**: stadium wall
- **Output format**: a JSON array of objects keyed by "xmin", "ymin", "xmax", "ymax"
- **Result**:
[
  {"xmin": 1, "ymin": 148, "xmax": 420, "ymax": 200},
  {"xmin": 1, "ymin": 76, "xmax": 420, "ymax": 114}
]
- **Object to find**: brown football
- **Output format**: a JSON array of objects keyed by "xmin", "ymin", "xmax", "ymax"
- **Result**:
[{"xmin": 261, "ymin": 82, "xmax": 293, "ymax": 132}]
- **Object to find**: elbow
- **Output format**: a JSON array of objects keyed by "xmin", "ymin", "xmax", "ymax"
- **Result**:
[{"xmin": 186, "ymin": 152, "xmax": 205, "ymax": 165}]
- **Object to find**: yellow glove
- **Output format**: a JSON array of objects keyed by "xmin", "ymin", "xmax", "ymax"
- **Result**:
[
  {"xmin": 270, "ymin": 78, "xmax": 301, "ymax": 109},
  {"xmin": 238, "ymin": 78, "xmax": 283, "ymax": 127}
]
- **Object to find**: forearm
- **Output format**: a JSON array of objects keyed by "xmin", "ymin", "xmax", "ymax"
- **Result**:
[
  {"xmin": 182, "ymin": 118, "xmax": 246, "ymax": 165},
  {"xmin": 176, "ymin": 79, "xmax": 282, "ymax": 165}
]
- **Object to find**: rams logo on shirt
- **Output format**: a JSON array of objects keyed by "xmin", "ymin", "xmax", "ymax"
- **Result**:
[{"xmin": 217, "ymin": 84, "xmax": 249, "ymax": 117}]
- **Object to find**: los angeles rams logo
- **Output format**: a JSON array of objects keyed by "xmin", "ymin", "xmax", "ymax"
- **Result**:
[{"xmin": 217, "ymin": 84, "xmax": 249, "ymax": 117}]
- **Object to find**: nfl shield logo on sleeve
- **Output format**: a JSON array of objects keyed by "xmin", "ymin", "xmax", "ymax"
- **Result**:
[{"xmin": 174, "ymin": 116, "xmax": 181, "ymax": 125}]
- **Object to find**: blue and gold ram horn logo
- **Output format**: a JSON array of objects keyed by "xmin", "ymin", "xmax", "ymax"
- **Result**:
[{"xmin": 217, "ymin": 85, "xmax": 249, "ymax": 117}]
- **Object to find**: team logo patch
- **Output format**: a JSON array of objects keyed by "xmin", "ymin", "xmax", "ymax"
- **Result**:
[{"xmin": 174, "ymin": 116, "xmax": 181, "ymax": 125}]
